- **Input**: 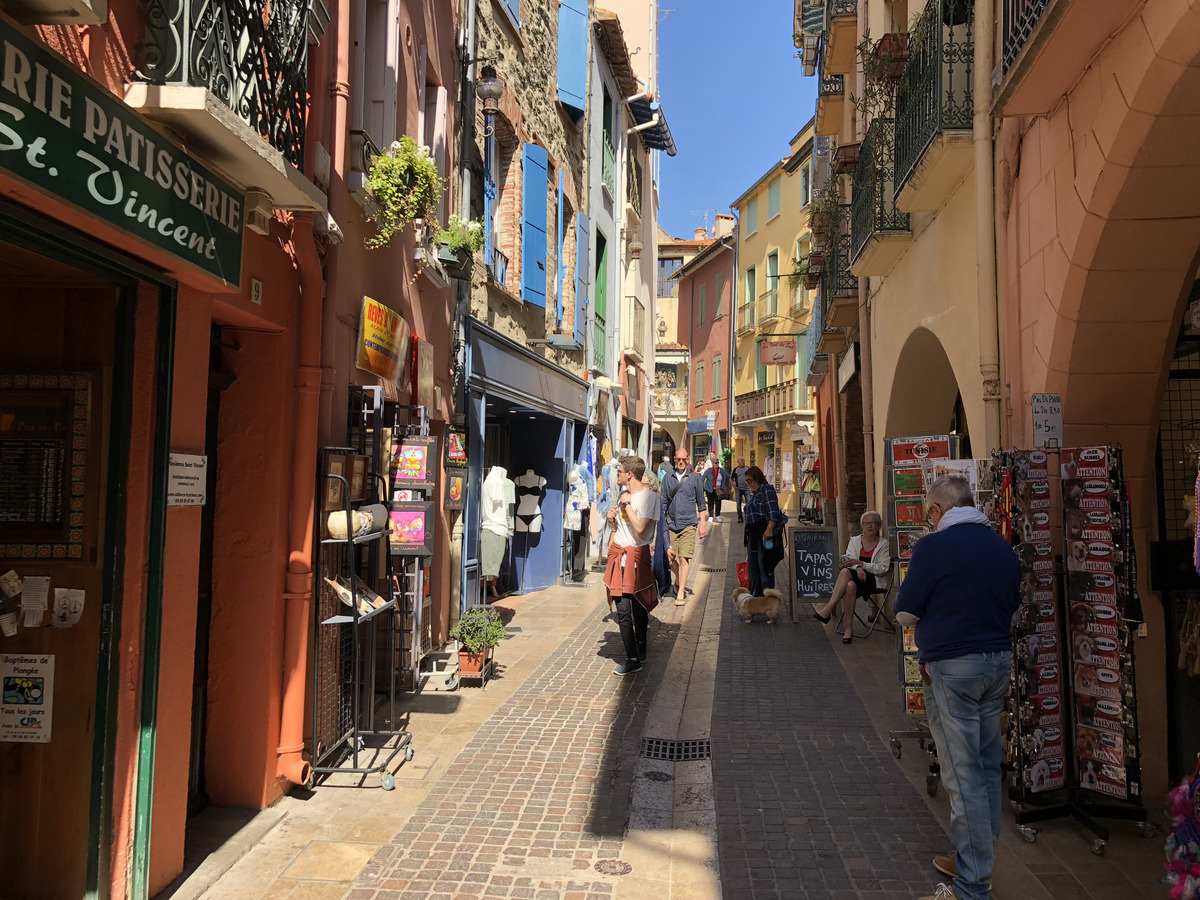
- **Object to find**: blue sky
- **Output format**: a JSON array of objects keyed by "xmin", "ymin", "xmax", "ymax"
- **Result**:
[{"xmin": 656, "ymin": 2, "xmax": 818, "ymax": 239}]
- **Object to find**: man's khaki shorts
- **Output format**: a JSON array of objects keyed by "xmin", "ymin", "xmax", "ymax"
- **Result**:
[{"xmin": 669, "ymin": 525, "xmax": 697, "ymax": 560}]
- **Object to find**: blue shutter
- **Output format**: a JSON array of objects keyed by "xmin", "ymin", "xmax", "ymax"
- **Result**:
[
  {"xmin": 521, "ymin": 143, "xmax": 549, "ymax": 308},
  {"xmin": 483, "ymin": 124, "xmax": 496, "ymax": 273},
  {"xmin": 556, "ymin": 169, "xmax": 565, "ymax": 327},
  {"xmin": 502, "ymin": 0, "xmax": 520, "ymax": 26},
  {"xmin": 575, "ymin": 212, "xmax": 590, "ymax": 344},
  {"xmin": 557, "ymin": 0, "xmax": 588, "ymax": 121}
]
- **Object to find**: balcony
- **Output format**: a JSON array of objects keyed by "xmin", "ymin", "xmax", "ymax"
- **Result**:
[
  {"xmin": 602, "ymin": 135, "xmax": 617, "ymax": 198},
  {"xmin": 823, "ymin": 0, "xmax": 858, "ymax": 75},
  {"xmin": 825, "ymin": 207, "xmax": 857, "ymax": 328},
  {"xmin": 622, "ymin": 295, "xmax": 645, "ymax": 362},
  {"xmin": 815, "ymin": 51, "xmax": 844, "ymax": 137},
  {"xmin": 995, "ymin": 0, "xmax": 1138, "ymax": 116},
  {"xmin": 651, "ymin": 387, "xmax": 688, "ymax": 419},
  {"xmin": 735, "ymin": 379, "xmax": 807, "ymax": 424},
  {"xmin": 850, "ymin": 119, "xmax": 911, "ymax": 277},
  {"xmin": 736, "ymin": 302, "xmax": 756, "ymax": 337},
  {"xmin": 128, "ymin": 0, "xmax": 324, "ymax": 212},
  {"xmin": 757, "ymin": 289, "xmax": 780, "ymax": 328},
  {"xmin": 894, "ymin": 0, "xmax": 974, "ymax": 213}
]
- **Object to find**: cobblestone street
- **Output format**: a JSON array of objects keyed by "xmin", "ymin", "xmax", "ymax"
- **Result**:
[{"xmin": 182, "ymin": 514, "xmax": 1168, "ymax": 900}]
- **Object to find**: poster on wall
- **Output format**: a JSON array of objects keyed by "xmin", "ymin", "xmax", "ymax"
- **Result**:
[
  {"xmin": 356, "ymin": 296, "xmax": 410, "ymax": 383},
  {"xmin": 1, "ymin": 654, "xmax": 53, "ymax": 743},
  {"xmin": 445, "ymin": 471, "xmax": 466, "ymax": 511},
  {"xmin": 389, "ymin": 502, "xmax": 435, "ymax": 557},
  {"xmin": 445, "ymin": 427, "xmax": 468, "ymax": 468},
  {"xmin": 390, "ymin": 437, "xmax": 438, "ymax": 493}
]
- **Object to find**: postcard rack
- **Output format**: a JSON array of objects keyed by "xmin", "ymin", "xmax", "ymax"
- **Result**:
[{"xmin": 310, "ymin": 447, "xmax": 412, "ymax": 790}]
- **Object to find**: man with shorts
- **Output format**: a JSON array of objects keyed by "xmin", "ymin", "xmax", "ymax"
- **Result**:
[{"xmin": 660, "ymin": 448, "xmax": 707, "ymax": 606}]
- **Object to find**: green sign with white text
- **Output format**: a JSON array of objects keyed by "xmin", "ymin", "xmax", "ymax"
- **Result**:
[{"xmin": 0, "ymin": 16, "xmax": 244, "ymax": 285}]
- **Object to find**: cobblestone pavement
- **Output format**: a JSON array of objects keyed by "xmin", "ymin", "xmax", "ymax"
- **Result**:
[{"xmin": 710, "ymin": 534, "xmax": 949, "ymax": 900}]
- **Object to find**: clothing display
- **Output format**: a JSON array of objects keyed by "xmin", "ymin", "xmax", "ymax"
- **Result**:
[
  {"xmin": 513, "ymin": 469, "xmax": 546, "ymax": 533},
  {"xmin": 480, "ymin": 529, "xmax": 506, "ymax": 578},
  {"xmin": 481, "ymin": 466, "xmax": 515, "ymax": 537},
  {"xmin": 566, "ymin": 465, "xmax": 589, "ymax": 531}
]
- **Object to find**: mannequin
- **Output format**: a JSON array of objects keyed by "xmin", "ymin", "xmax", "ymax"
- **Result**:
[
  {"xmin": 566, "ymin": 463, "xmax": 592, "ymax": 581},
  {"xmin": 596, "ymin": 457, "xmax": 621, "ymax": 561},
  {"xmin": 513, "ymin": 468, "xmax": 546, "ymax": 533},
  {"xmin": 480, "ymin": 466, "xmax": 516, "ymax": 599}
]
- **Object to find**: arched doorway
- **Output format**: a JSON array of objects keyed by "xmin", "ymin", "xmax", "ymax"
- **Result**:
[{"xmin": 884, "ymin": 327, "xmax": 965, "ymax": 443}]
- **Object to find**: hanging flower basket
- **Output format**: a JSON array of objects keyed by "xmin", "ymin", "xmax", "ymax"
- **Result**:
[
  {"xmin": 833, "ymin": 141, "xmax": 861, "ymax": 175},
  {"xmin": 438, "ymin": 243, "xmax": 475, "ymax": 279},
  {"xmin": 364, "ymin": 136, "xmax": 443, "ymax": 249},
  {"xmin": 434, "ymin": 215, "xmax": 485, "ymax": 280}
]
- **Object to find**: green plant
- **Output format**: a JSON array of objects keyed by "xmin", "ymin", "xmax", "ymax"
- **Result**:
[
  {"xmin": 721, "ymin": 448, "xmax": 733, "ymax": 469},
  {"xmin": 364, "ymin": 136, "xmax": 443, "ymax": 249},
  {"xmin": 450, "ymin": 606, "xmax": 507, "ymax": 654},
  {"xmin": 808, "ymin": 192, "xmax": 842, "ymax": 237},
  {"xmin": 436, "ymin": 215, "xmax": 486, "ymax": 255}
]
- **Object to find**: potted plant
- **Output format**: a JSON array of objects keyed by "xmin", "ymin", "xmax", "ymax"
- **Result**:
[
  {"xmin": 435, "ymin": 215, "xmax": 485, "ymax": 279},
  {"xmin": 364, "ymin": 136, "xmax": 443, "ymax": 249},
  {"xmin": 449, "ymin": 606, "xmax": 507, "ymax": 676},
  {"xmin": 809, "ymin": 192, "xmax": 842, "ymax": 242},
  {"xmin": 874, "ymin": 32, "xmax": 910, "ymax": 80}
]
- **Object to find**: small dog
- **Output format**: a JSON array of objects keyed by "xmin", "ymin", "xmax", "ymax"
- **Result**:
[{"xmin": 731, "ymin": 586, "xmax": 783, "ymax": 624}]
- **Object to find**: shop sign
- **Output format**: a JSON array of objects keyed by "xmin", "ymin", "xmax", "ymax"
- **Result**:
[
  {"xmin": 838, "ymin": 343, "xmax": 858, "ymax": 392},
  {"xmin": 356, "ymin": 296, "xmax": 410, "ymax": 382},
  {"xmin": 0, "ymin": 17, "xmax": 244, "ymax": 285},
  {"xmin": 1, "ymin": 653, "xmax": 53, "ymax": 743},
  {"xmin": 1031, "ymin": 393, "xmax": 1062, "ymax": 448},
  {"xmin": 686, "ymin": 416, "xmax": 709, "ymax": 435},
  {"xmin": 760, "ymin": 340, "xmax": 796, "ymax": 366},
  {"xmin": 888, "ymin": 435, "xmax": 952, "ymax": 466},
  {"xmin": 167, "ymin": 453, "xmax": 207, "ymax": 507},
  {"xmin": 706, "ymin": 410, "xmax": 716, "ymax": 431}
]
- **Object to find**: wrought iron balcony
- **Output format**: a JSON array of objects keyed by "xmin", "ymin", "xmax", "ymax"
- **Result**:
[
  {"xmin": 816, "ymin": 50, "xmax": 845, "ymax": 137},
  {"xmin": 894, "ymin": 0, "xmax": 974, "ymax": 208},
  {"xmin": 823, "ymin": 0, "xmax": 859, "ymax": 74},
  {"xmin": 1002, "ymin": 0, "xmax": 1049, "ymax": 75},
  {"xmin": 735, "ymin": 379, "xmax": 806, "ymax": 423},
  {"xmin": 736, "ymin": 302, "xmax": 756, "ymax": 337},
  {"xmin": 757, "ymin": 289, "xmax": 780, "ymax": 327},
  {"xmin": 651, "ymin": 387, "xmax": 688, "ymax": 417},
  {"xmin": 135, "ymin": 0, "xmax": 307, "ymax": 168},
  {"xmin": 824, "ymin": 206, "xmax": 857, "ymax": 327},
  {"xmin": 602, "ymin": 134, "xmax": 617, "ymax": 197},
  {"xmin": 850, "ymin": 119, "xmax": 910, "ymax": 275}
]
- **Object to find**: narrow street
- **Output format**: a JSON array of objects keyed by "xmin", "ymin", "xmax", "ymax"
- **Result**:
[{"xmin": 173, "ymin": 509, "xmax": 1167, "ymax": 900}]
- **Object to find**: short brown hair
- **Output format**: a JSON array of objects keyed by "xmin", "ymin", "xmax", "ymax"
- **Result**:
[
  {"xmin": 745, "ymin": 465, "xmax": 766, "ymax": 484},
  {"xmin": 620, "ymin": 455, "xmax": 646, "ymax": 480}
]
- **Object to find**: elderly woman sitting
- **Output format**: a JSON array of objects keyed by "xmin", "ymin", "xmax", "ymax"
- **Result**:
[{"xmin": 814, "ymin": 510, "xmax": 891, "ymax": 644}]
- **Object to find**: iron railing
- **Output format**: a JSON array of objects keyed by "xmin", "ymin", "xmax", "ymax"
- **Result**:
[
  {"xmin": 895, "ymin": 0, "xmax": 974, "ymax": 196},
  {"xmin": 491, "ymin": 248, "xmax": 509, "ymax": 285},
  {"xmin": 135, "ymin": 0, "xmax": 308, "ymax": 167},
  {"xmin": 1002, "ymin": 0, "xmax": 1050, "ymax": 74},
  {"xmin": 736, "ymin": 379, "xmax": 804, "ymax": 422},
  {"xmin": 851, "ymin": 119, "xmax": 910, "ymax": 261},
  {"xmin": 757, "ymin": 289, "xmax": 780, "ymax": 325},
  {"xmin": 602, "ymin": 134, "xmax": 617, "ymax": 196},
  {"xmin": 818, "ymin": 48, "xmax": 844, "ymax": 97},
  {"xmin": 737, "ymin": 302, "xmax": 756, "ymax": 336},
  {"xmin": 828, "ymin": 206, "xmax": 856, "ymax": 299},
  {"xmin": 827, "ymin": 0, "xmax": 856, "ymax": 19}
]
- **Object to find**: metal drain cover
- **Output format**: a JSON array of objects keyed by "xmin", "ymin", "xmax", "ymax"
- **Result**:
[
  {"xmin": 642, "ymin": 738, "xmax": 712, "ymax": 761},
  {"xmin": 643, "ymin": 770, "xmax": 674, "ymax": 782},
  {"xmin": 594, "ymin": 859, "xmax": 633, "ymax": 876},
  {"xmin": 698, "ymin": 566, "xmax": 726, "ymax": 573}
]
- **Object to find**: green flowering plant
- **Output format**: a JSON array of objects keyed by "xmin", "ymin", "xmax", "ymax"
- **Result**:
[
  {"xmin": 449, "ymin": 606, "xmax": 507, "ymax": 654},
  {"xmin": 364, "ymin": 136, "xmax": 443, "ymax": 249},
  {"xmin": 436, "ymin": 215, "xmax": 486, "ymax": 255}
]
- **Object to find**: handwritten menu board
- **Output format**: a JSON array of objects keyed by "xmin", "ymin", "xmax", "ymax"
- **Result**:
[{"xmin": 792, "ymin": 529, "xmax": 836, "ymax": 599}]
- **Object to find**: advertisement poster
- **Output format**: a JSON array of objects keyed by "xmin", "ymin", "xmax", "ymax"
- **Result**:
[
  {"xmin": 356, "ymin": 296, "xmax": 410, "ymax": 382},
  {"xmin": 1, "ymin": 654, "xmax": 53, "ymax": 743},
  {"xmin": 890, "ymin": 467, "xmax": 926, "ymax": 497},
  {"xmin": 888, "ymin": 435, "xmax": 953, "ymax": 467}
]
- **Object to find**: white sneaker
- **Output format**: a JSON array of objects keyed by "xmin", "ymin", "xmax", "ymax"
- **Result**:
[{"xmin": 715, "ymin": 516, "xmax": 723, "ymax": 523}]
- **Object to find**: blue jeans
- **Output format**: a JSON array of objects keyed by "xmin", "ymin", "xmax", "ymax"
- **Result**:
[
  {"xmin": 924, "ymin": 651, "xmax": 1010, "ymax": 900},
  {"xmin": 736, "ymin": 488, "xmax": 749, "ymax": 520}
]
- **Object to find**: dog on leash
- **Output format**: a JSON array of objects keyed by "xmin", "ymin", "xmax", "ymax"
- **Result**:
[{"xmin": 731, "ymin": 586, "xmax": 783, "ymax": 624}]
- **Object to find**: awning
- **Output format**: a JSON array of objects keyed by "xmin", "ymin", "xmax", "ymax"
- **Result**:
[{"xmin": 629, "ymin": 96, "xmax": 677, "ymax": 157}]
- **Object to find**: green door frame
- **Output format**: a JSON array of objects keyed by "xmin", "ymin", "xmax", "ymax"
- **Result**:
[{"xmin": 0, "ymin": 202, "xmax": 178, "ymax": 900}]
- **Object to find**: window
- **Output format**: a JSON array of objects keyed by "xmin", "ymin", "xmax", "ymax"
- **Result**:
[
  {"xmin": 500, "ymin": 0, "xmax": 519, "ymax": 27},
  {"xmin": 420, "ymin": 77, "xmax": 448, "ymax": 224},
  {"xmin": 767, "ymin": 176, "xmax": 781, "ymax": 220},
  {"xmin": 483, "ymin": 123, "xmax": 515, "ymax": 286},
  {"xmin": 696, "ymin": 282, "xmax": 706, "ymax": 327},
  {"xmin": 521, "ymin": 143, "xmax": 549, "ymax": 307},
  {"xmin": 746, "ymin": 267, "xmax": 757, "ymax": 309},
  {"xmin": 801, "ymin": 161, "xmax": 812, "ymax": 207},
  {"xmin": 755, "ymin": 339, "xmax": 767, "ymax": 390},
  {"xmin": 712, "ymin": 355, "xmax": 722, "ymax": 400},
  {"xmin": 745, "ymin": 196, "xmax": 759, "ymax": 235},
  {"xmin": 658, "ymin": 257, "xmax": 682, "ymax": 297},
  {"xmin": 695, "ymin": 362, "xmax": 705, "ymax": 406},
  {"xmin": 715, "ymin": 271, "xmax": 724, "ymax": 317},
  {"xmin": 594, "ymin": 231, "xmax": 608, "ymax": 370},
  {"xmin": 767, "ymin": 252, "xmax": 779, "ymax": 317}
]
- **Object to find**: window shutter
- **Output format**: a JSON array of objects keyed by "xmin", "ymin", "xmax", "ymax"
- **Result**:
[
  {"xmin": 715, "ymin": 271, "xmax": 724, "ymax": 316},
  {"xmin": 483, "ymin": 127, "xmax": 496, "ymax": 272},
  {"xmin": 575, "ymin": 212, "xmax": 590, "ymax": 344},
  {"xmin": 557, "ymin": 0, "xmax": 588, "ymax": 121},
  {"xmin": 502, "ymin": 0, "xmax": 520, "ymax": 26},
  {"xmin": 521, "ymin": 143, "xmax": 549, "ymax": 308},
  {"xmin": 556, "ymin": 169, "xmax": 565, "ymax": 327}
]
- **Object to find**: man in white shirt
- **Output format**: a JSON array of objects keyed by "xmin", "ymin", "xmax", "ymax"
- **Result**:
[{"xmin": 602, "ymin": 456, "xmax": 660, "ymax": 675}]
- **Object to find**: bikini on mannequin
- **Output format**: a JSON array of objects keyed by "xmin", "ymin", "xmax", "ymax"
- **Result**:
[{"xmin": 513, "ymin": 468, "xmax": 546, "ymax": 533}]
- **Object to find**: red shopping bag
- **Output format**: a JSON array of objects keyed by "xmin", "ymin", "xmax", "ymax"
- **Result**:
[{"xmin": 736, "ymin": 561, "xmax": 750, "ymax": 590}]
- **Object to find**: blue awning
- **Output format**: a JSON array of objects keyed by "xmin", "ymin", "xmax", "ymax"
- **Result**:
[{"xmin": 629, "ymin": 96, "xmax": 677, "ymax": 157}]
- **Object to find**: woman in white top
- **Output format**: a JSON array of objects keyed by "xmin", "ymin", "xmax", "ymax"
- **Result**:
[
  {"xmin": 602, "ymin": 456, "xmax": 660, "ymax": 676},
  {"xmin": 814, "ymin": 510, "xmax": 891, "ymax": 644}
]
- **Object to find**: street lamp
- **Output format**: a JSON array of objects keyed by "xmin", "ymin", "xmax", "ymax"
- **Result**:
[{"xmin": 475, "ymin": 67, "xmax": 504, "ymax": 115}]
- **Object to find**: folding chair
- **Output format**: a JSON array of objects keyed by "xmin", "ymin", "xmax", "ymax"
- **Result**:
[{"xmin": 836, "ymin": 567, "xmax": 897, "ymax": 638}]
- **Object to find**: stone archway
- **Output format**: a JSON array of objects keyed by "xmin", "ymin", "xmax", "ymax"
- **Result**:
[{"xmin": 884, "ymin": 327, "xmax": 963, "ymax": 439}]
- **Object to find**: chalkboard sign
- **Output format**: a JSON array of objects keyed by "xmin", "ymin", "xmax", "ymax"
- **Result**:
[{"xmin": 793, "ymin": 528, "xmax": 837, "ymax": 599}]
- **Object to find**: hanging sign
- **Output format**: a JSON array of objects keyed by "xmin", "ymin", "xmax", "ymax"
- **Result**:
[
  {"xmin": 356, "ymin": 296, "xmax": 410, "ymax": 382},
  {"xmin": 1, "ymin": 654, "xmax": 53, "ymax": 743},
  {"xmin": 686, "ymin": 416, "xmax": 709, "ymax": 435},
  {"xmin": 0, "ymin": 17, "xmax": 244, "ymax": 285},
  {"xmin": 760, "ymin": 340, "xmax": 796, "ymax": 366},
  {"xmin": 1031, "ymin": 393, "xmax": 1063, "ymax": 448}
]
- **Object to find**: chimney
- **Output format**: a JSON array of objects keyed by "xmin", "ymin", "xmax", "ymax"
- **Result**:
[
  {"xmin": 694, "ymin": 227, "xmax": 707, "ymax": 240},
  {"xmin": 713, "ymin": 214, "xmax": 735, "ymax": 238}
]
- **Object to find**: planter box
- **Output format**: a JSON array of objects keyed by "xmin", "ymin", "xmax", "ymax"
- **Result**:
[
  {"xmin": 874, "ymin": 33, "xmax": 910, "ymax": 80},
  {"xmin": 438, "ymin": 243, "xmax": 475, "ymax": 280},
  {"xmin": 458, "ymin": 647, "xmax": 494, "ymax": 676},
  {"xmin": 833, "ymin": 142, "xmax": 860, "ymax": 175}
]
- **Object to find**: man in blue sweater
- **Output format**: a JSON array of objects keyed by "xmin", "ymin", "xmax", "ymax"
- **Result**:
[{"xmin": 895, "ymin": 476, "xmax": 1021, "ymax": 900}]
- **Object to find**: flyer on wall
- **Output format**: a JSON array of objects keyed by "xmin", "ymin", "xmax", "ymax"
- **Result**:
[{"xmin": 1, "ymin": 654, "xmax": 54, "ymax": 743}]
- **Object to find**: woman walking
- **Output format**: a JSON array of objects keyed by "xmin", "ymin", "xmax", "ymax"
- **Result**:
[{"xmin": 742, "ymin": 466, "xmax": 787, "ymax": 595}]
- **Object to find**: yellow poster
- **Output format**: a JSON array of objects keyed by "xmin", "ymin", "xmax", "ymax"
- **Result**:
[{"xmin": 356, "ymin": 296, "xmax": 410, "ymax": 382}]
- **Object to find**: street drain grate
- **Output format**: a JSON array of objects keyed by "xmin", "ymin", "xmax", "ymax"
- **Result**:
[
  {"xmin": 642, "ymin": 770, "xmax": 674, "ymax": 782},
  {"xmin": 698, "ymin": 566, "xmax": 726, "ymax": 573},
  {"xmin": 642, "ymin": 738, "xmax": 711, "ymax": 761},
  {"xmin": 594, "ymin": 859, "xmax": 633, "ymax": 876}
]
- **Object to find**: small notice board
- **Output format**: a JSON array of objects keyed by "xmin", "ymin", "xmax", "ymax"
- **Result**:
[{"xmin": 792, "ymin": 528, "xmax": 836, "ymax": 600}]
